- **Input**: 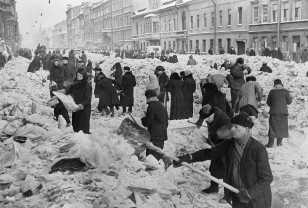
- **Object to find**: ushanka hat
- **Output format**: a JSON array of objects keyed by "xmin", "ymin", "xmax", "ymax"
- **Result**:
[
  {"xmin": 199, "ymin": 104, "xmax": 215, "ymax": 119},
  {"xmin": 124, "ymin": 66, "xmax": 130, "ymax": 71},
  {"xmin": 156, "ymin": 66, "xmax": 165, "ymax": 72},
  {"xmin": 231, "ymin": 112, "xmax": 254, "ymax": 129},
  {"xmin": 274, "ymin": 79, "xmax": 283, "ymax": 86}
]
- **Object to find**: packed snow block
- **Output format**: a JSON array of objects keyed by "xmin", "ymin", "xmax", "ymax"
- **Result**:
[
  {"xmin": 52, "ymin": 91, "xmax": 79, "ymax": 112},
  {"xmin": 0, "ymin": 120, "xmax": 8, "ymax": 133},
  {"xmin": 23, "ymin": 114, "xmax": 45, "ymax": 126},
  {"xmin": 117, "ymin": 118, "xmax": 150, "ymax": 154},
  {"xmin": 20, "ymin": 175, "xmax": 41, "ymax": 196},
  {"xmin": 43, "ymin": 127, "xmax": 63, "ymax": 140},
  {"xmin": 49, "ymin": 158, "xmax": 87, "ymax": 174},
  {"xmin": 2, "ymin": 119, "xmax": 23, "ymax": 135},
  {"xmin": 68, "ymin": 130, "xmax": 134, "ymax": 170},
  {"xmin": 14, "ymin": 124, "xmax": 47, "ymax": 139}
]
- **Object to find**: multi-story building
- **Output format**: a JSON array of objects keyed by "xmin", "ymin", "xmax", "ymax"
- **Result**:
[
  {"xmin": 91, "ymin": 1, "xmax": 105, "ymax": 50},
  {"xmin": 249, "ymin": 0, "xmax": 308, "ymax": 61},
  {"xmin": 52, "ymin": 20, "xmax": 68, "ymax": 49},
  {"xmin": 0, "ymin": 0, "xmax": 20, "ymax": 52},
  {"xmin": 132, "ymin": 0, "xmax": 250, "ymax": 54},
  {"xmin": 66, "ymin": 4, "xmax": 81, "ymax": 49}
]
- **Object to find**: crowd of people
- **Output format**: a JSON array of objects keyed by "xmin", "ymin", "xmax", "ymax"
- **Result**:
[{"xmin": 24, "ymin": 46, "xmax": 295, "ymax": 208}]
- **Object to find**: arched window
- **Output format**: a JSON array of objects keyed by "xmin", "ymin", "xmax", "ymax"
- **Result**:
[{"xmin": 182, "ymin": 11, "xmax": 186, "ymax": 30}]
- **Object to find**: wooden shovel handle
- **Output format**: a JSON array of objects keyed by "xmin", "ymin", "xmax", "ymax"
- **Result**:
[{"xmin": 144, "ymin": 141, "xmax": 239, "ymax": 194}]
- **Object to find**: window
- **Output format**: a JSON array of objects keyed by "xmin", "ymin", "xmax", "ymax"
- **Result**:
[
  {"xmin": 219, "ymin": 11, "xmax": 222, "ymax": 26},
  {"xmin": 196, "ymin": 40, "xmax": 199, "ymax": 50},
  {"xmin": 182, "ymin": 12, "xmax": 186, "ymax": 30},
  {"xmin": 272, "ymin": 4, "xmax": 277, "ymax": 23},
  {"xmin": 191, "ymin": 16, "xmax": 193, "ymax": 29},
  {"xmin": 204, "ymin": 13, "xmax": 207, "ymax": 27},
  {"xmin": 282, "ymin": 36, "xmax": 288, "ymax": 52},
  {"xmin": 169, "ymin": 20, "xmax": 171, "ymax": 31},
  {"xmin": 211, "ymin": 12, "xmax": 214, "ymax": 26},
  {"xmin": 202, "ymin": 39, "xmax": 206, "ymax": 52},
  {"xmin": 164, "ymin": 20, "xmax": 167, "ymax": 31},
  {"xmin": 262, "ymin": 37, "xmax": 268, "ymax": 48},
  {"xmin": 197, "ymin": 15, "xmax": 200, "ymax": 28},
  {"xmin": 218, "ymin": 39, "xmax": 222, "ymax": 49},
  {"xmin": 228, "ymin": 9, "xmax": 231, "ymax": 26},
  {"xmin": 282, "ymin": 3, "xmax": 289, "ymax": 22},
  {"xmin": 294, "ymin": 1, "xmax": 301, "ymax": 20},
  {"xmin": 164, "ymin": 41, "xmax": 166, "ymax": 49},
  {"xmin": 210, "ymin": 39, "xmax": 214, "ymax": 49},
  {"xmin": 136, "ymin": 23, "xmax": 138, "ymax": 35},
  {"xmin": 174, "ymin": 19, "xmax": 176, "ymax": 31},
  {"xmin": 153, "ymin": 22, "xmax": 159, "ymax": 33},
  {"xmin": 168, "ymin": 41, "xmax": 171, "ymax": 49},
  {"xmin": 262, "ymin": 4, "xmax": 268, "ymax": 23},
  {"xmin": 173, "ymin": 41, "xmax": 176, "ymax": 50},
  {"xmin": 189, "ymin": 40, "xmax": 193, "ymax": 52},
  {"xmin": 227, "ymin": 38, "xmax": 231, "ymax": 51},
  {"xmin": 253, "ymin": 37, "xmax": 258, "ymax": 52},
  {"xmin": 238, "ymin": 7, "xmax": 242, "ymax": 24},
  {"xmin": 253, "ymin": 5, "xmax": 259, "ymax": 24}
]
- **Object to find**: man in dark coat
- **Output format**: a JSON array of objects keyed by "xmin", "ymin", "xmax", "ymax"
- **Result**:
[
  {"xmin": 228, "ymin": 47, "xmax": 236, "ymax": 55},
  {"xmin": 65, "ymin": 68, "xmax": 92, "ymax": 134},
  {"xmin": 141, "ymin": 89, "xmax": 168, "ymax": 161},
  {"xmin": 300, "ymin": 48, "xmax": 308, "ymax": 63},
  {"xmin": 167, "ymin": 72, "xmax": 185, "ymax": 120},
  {"xmin": 263, "ymin": 47, "xmax": 272, "ymax": 57},
  {"xmin": 226, "ymin": 58, "xmax": 251, "ymax": 108},
  {"xmin": 249, "ymin": 49, "xmax": 256, "ymax": 56},
  {"xmin": 183, "ymin": 70, "xmax": 196, "ymax": 118},
  {"xmin": 62, "ymin": 56, "xmax": 76, "ymax": 86},
  {"xmin": 208, "ymin": 48, "xmax": 213, "ymax": 55},
  {"xmin": 27, "ymin": 53, "xmax": 41, "ymax": 73},
  {"xmin": 96, "ymin": 73, "xmax": 120, "ymax": 117},
  {"xmin": 68, "ymin": 50, "xmax": 77, "ymax": 67},
  {"xmin": 195, "ymin": 105, "xmax": 232, "ymax": 194},
  {"xmin": 219, "ymin": 47, "xmax": 225, "ymax": 55},
  {"xmin": 260, "ymin": 62, "xmax": 272, "ymax": 73},
  {"xmin": 111, "ymin": 62, "xmax": 123, "ymax": 91},
  {"xmin": 120, "ymin": 66, "xmax": 136, "ymax": 114},
  {"xmin": 155, "ymin": 66, "xmax": 169, "ymax": 107},
  {"xmin": 50, "ymin": 59, "xmax": 70, "ymax": 125},
  {"xmin": 175, "ymin": 112, "xmax": 273, "ymax": 208},
  {"xmin": 79, "ymin": 51, "xmax": 87, "ymax": 64},
  {"xmin": 201, "ymin": 83, "xmax": 233, "ymax": 118}
]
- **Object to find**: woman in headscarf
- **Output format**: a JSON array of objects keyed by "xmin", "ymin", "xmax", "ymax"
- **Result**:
[
  {"xmin": 146, "ymin": 73, "xmax": 160, "ymax": 98},
  {"xmin": 65, "ymin": 68, "xmax": 92, "ymax": 134},
  {"xmin": 167, "ymin": 72, "xmax": 185, "ymax": 120},
  {"xmin": 111, "ymin": 62, "xmax": 123, "ymax": 91}
]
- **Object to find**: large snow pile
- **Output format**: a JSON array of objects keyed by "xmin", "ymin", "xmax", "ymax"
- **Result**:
[{"xmin": 0, "ymin": 55, "xmax": 307, "ymax": 208}]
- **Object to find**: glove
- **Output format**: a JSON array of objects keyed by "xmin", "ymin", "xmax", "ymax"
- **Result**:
[
  {"xmin": 237, "ymin": 188, "xmax": 252, "ymax": 203},
  {"xmin": 173, "ymin": 154, "xmax": 192, "ymax": 168},
  {"xmin": 76, "ymin": 104, "xmax": 84, "ymax": 111}
]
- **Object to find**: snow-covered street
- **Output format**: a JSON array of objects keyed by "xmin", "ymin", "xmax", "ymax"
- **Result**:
[{"xmin": 0, "ymin": 54, "xmax": 308, "ymax": 208}]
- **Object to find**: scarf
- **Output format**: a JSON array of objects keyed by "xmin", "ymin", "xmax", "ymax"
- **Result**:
[{"xmin": 147, "ymin": 96, "xmax": 158, "ymax": 104}]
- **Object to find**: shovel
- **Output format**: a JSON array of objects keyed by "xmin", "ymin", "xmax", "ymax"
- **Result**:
[{"xmin": 125, "ymin": 113, "xmax": 239, "ymax": 194}]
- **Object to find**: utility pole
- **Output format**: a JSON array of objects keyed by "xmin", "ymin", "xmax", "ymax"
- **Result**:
[
  {"xmin": 211, "ymin": 0, "xmax": 217, "ymax": 54},
  {"xmin": 277, "ymin": 0, "xmax": 281, "ymax": 49},
  {"xmin": 111, "ymin": 0, "xmax": 114, "ymax": 51}
]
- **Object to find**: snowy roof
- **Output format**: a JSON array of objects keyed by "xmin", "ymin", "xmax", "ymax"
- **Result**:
[{"xmin": 144, "ymin": 14, "xmax": 158, "ymax": 18}]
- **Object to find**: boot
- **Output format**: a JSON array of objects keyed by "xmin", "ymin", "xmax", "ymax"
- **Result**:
[
  {"xmin": 277, "ymin": 138, "xmax": 283, "ymax": 146},
  {"xmin": 202, "ymin": 181, "xmax": 219, "ymax": 194},
  {"xmin": 265, "ymin": 137, "xmax": 274, "ymax": 148},
  {"xmin": 110, "ymin": 107, "xmax": 115, "ymax": 117}
]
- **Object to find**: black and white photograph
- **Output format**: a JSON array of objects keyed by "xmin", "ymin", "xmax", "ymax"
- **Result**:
[{"xmin": 0, "ymin": 0, "xmax": 307, "ymax": 207}]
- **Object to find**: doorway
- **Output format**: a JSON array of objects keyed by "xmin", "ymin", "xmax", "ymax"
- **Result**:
[{"xmin": 237, "ymin": 41, "xmax": 245, "ymax": 55}]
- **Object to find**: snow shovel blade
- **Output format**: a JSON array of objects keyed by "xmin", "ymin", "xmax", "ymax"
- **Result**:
[{"xmin": 116, "ymin": 117, "xmax": 151, "ymax": 155}]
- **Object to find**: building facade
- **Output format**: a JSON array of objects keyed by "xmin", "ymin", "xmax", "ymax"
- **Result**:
[
  {"xmin": 0, "ymin": 0, "xmax": 20, "ymax": 53},
  {"xmin": 249, "ymin": 0, "xmax": 308, "ymax": 61},
  {"xmin": 52, "ymin": 20, "xmax": 68, "ymax": 49}
]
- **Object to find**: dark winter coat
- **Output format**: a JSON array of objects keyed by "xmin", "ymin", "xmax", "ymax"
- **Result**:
[
  {"xmin": 157, "ymin": 72, "xmax": 170, "ymax": 103},
  {"xmin": 183, "ymin": 75, "xmax": 196, "ymax": 118},
  {"xmin": 66, "ymin": 79, "xmax": 92, "ymax": 134},
  {"xmin": 63, "ymin": 63, "xmax": 76, "ymax": 83},
  {"xmin": 0, "ymin": 54, "xmax": 6, "ymax": 67},
  {"xmin": 27, "ymin": 56, "xmax": 41, "ymax": 73},
  {"xmin": 167, "ymin": 79, "xmax": 185, "ymax": 120},
  {"xmin": 80, "ymin": 53, "xmax": 87, "ymax": 64},
  {"xmin": 112, "ymin": 66, "xmax": 123, "ymax": 90},
  {"xmin": 120, "ymin": 71, "xmax": 136, "ymax": 107},
  {"xmin": 141, "ymin": 100, "xmax": 168, "ymax": 141},
  {"xmin": 249, "ymin": 50, "xmax": 256, "ymax": 56},
  {"xmin": 301, "ymin": 50, "xmax": 308, "ymax": 63},
  {"xmin": 267, "ymin": 88, "xmax": 292, "ymax": 115},
  {"xmin": 96, "ymin": 75, "xmax": 120, "ymax": 107},
  {"xmin": 68, "ymin": 52, "xmax": 77, "ymax": 66},
  {"xmin": 227, "ymin": 63, "xmax": 251, "ymax": 90},
  {"xmin": 260, "ymin": 64, "xmax": 272, "ymax": 73},
  {"xmin": 187, "ymin": 58, "xmax": 197, "ymax": 65},
  {"xmin": 201, "ymin": 83, "xmax": 233, "ymax": 118},
  {"xmin": 228, "ymin": 49, "xmax": 236, "ymax": 55},
  {"xmin": 191, "ymin": 138, "xmax": 273, "ymax": 208},
  {"xmin": 50, "ymin": 64, "xmax": 65, "ymax": 90}
]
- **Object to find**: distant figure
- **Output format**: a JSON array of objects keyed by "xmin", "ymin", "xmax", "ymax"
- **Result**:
[
  {"xmin": 228, "ymin": 46, "xmax": 236, "ymax": 55},
  {"xmin": 260, "ymin": 62, "xmax": 272, "ymax": 73},
  {"xmin": 80, "ymin": 51, "xmax": 87, "ymax": 64},
  {"xmin": 182, "ymin": 70, "xmax": 196, "ymax": 118},
  {"xmin": 249, "ymin": 48, "xmax": 256, "ymax": 56},
  {"xmin": 0, "ymin": 52, "xmax": 6, "ymax": 70},
  {"xmin": 300, "ymin": 48, "xmax": 308, "ymax": 63},
  {"xmin": 246, "ymin": 48, "xmax": 250, "ymax": 56},
  {"xmin": 195, "ymin": 47, "xmax": 200, "ymax": 55},
  {"xmin": 187, "ymin": 55, "xmax": 197, "ymax": 66},
  {"xmin": 120, "ymin": 66, "xmax": 136, "ymax": 114},
  {"xmin": 167, "ymin": 72, "xmax": 185, "ymax": 120},
  {"xmin": 208, "ymin": 48, "xmax": 213, "ymax": 55},
  {"xmin": 219, "ymin": 47, "xmax": 225, "ymax": 55}
]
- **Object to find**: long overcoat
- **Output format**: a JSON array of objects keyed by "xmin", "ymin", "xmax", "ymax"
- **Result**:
[
  {"xmin": 50, "ymin": 64, "xmax": 65, "ymax": 90},
  {"xmin": 66, "ymin": 79, "xmax": 92, "ymax": 134},
  {"xmin": 167, "ymin": 79, "xmax": 185, "ymax": 120},
  {"xmin": 157, "ymin": 72, "xmax": 170, "ymax": 103},
  {"xmin": 96, "ymin": 75, "xmax": 120, "ymax": 108},
  {"xmin": 120, "ymin": 71, "xmax": 136, "ymax": 107},
  {"xmin": 182, "ymin": 75, "xmax": 196, "ymax": 118}
]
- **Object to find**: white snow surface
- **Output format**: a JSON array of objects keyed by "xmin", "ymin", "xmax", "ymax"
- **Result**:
[{"xmin": 0, "ymin": 54, "xmax": 307, "ymax": 207}]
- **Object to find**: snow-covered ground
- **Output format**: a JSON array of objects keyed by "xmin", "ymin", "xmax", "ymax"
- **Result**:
[{"xmin": 0, "ymin": 54, "xmax": 307, "ymax": 208}]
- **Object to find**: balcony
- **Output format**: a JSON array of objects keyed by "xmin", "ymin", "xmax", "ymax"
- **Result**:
[{"xmin": 139, "ymin": 33, "xmax": 160, "ymax": 41}]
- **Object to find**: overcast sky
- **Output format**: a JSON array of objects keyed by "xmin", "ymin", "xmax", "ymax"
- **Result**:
[{"xmin": 16, "ymin": 0, "xmax": 89, "ymax": 36}]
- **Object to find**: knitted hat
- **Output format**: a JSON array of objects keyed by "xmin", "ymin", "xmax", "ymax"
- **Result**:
[
  {"xmin": 124, "ymin": 66, "xmax": 130, "ymax": 71},
  {"xmin": 274, "ymin": 79, "xmax": 283, "ymax": 86},
  {"xmin": 184, "ymin": 70, "xmax": 192, "ymax": 76},
  {"xmin": 231, "ymin": 112, "xmax": 254, "ymax": 128},
  {"xmin": 156, "ymin": 66, "xmax": 165, "ymax": 72},
  {"xmin": 199, "ymin": 104, "xmax": 215, "ymax": 119},
  {"xmin": 240, "ymin": 104, "xmax": 258, "ymax": 118},
  {"xmin": 145, "ymin": 89, "xmax": 157, "ymax": 98}
]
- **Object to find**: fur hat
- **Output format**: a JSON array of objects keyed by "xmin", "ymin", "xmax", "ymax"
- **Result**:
[
  {"xmin": 124, "ymin": 66, "xmax": 130, "ymax": 71},
  {"xmin": 240, "ymin": 104, "xmax": 258, "ymax": 118},
  {"xmin": 231, "ymin": 112, "xmax": 254, "ymax": 128},
  {"xmin": 199, "ymin": 104, "xmax": 215, "ymax": 119},
  {"xmin": 156, "ymin": 66, "xmax": 165, "ymax": 72},
  {"xmin": 145, "ymin": 89, "xmax": 157, "ymax": 98},
  {"xmin": 274, "ymin": 79, "xmax": 283, "ymax": 86}
]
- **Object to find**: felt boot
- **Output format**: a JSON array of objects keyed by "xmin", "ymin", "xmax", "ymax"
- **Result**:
[
  {"xmin": 265, "ymin": 137, "xmax": 274, "ymax": 148},
  {"xmin": 277, "ymin": 138, "xmax": 283, "ymax": 146},
  {"xmin": 202, "ymin": 181, "xmax": 219, "ymax": 194}
]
